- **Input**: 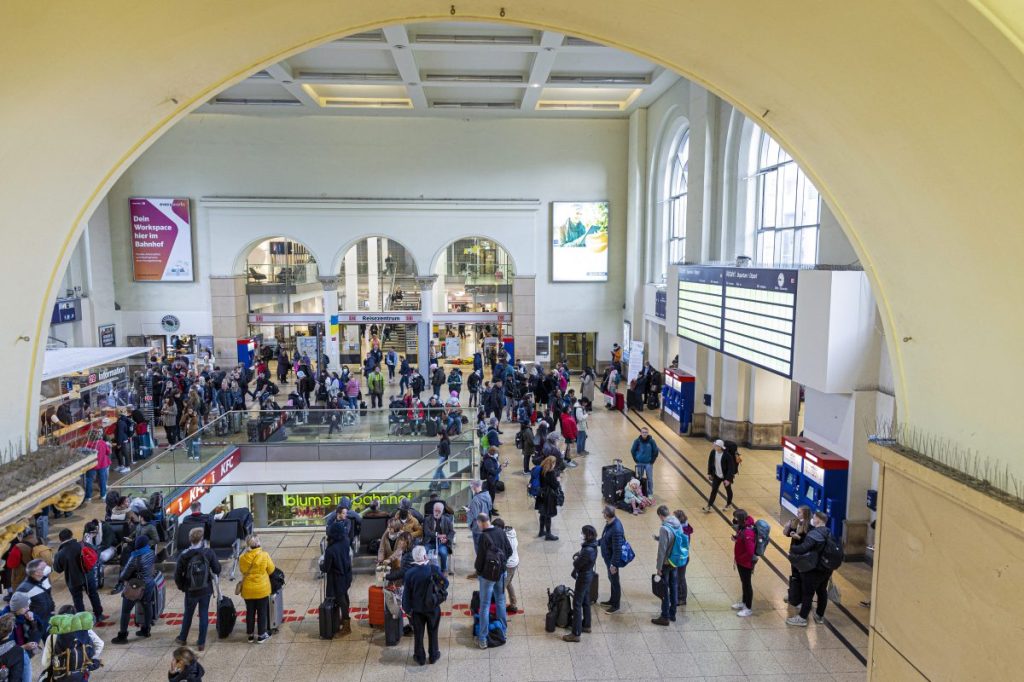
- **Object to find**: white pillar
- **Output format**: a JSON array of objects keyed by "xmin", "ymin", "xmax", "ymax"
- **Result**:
[
  {"xmin": 319, "ymin": 276, "xmax": 340, "ymax": 370},
  {"xmin": 415, "ymin": 275, "xmax": 437, "ymax": 381},
  {"xmin": 344, "ymin": 247, "xmax": 359, "ymax": 356},
  {"xmin": 367, "ymin": 237, "xmax": 380, "ymax": 311}
]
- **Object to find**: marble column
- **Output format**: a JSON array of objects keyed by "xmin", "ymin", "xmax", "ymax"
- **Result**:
[
  {"xmin": 319, "ymin": 276, "xmax": 340, "ymax": 370},
  {"xmin": 415, "ymin": 275, "xmax": 437, "ymax": 380}
]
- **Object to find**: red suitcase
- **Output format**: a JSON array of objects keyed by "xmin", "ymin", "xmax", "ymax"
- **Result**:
[{"xmin": 368, "ymin": 585, "xmax": 385, "ymax": 627}]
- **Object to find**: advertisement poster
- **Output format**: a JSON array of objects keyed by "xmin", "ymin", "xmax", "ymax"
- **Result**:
[
  {"xmin": 130, "ymin": 197, "xmax": 194, "ymax": 282},
  {"xmin": 551, "ymin": 201, "xmax": 609, "ymax": 282},
  {"xmin": 444, "ymin": 337, "xmax": 461, "ymax": 359},
  {"xmin": 98, "ymin": 324, "xmax": 116, "ymax": 347},
  {"xmin": 627, "ymin": 340, "xmax": 645, "ymax": 382}
]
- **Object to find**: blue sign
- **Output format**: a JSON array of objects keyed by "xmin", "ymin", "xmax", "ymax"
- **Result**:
[
  {"xmin": 51, "ymin": 298, "xmax": 80, "ymax": 325},
  {"xmin": 655, "ymin": 290, "xmax": 667, "ymax": 319}
]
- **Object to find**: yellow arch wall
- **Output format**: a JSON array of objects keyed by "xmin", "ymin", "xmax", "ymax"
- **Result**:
[{"xmin": 2, "ymin": 3, "xmax": 1022, "ymax": 463}]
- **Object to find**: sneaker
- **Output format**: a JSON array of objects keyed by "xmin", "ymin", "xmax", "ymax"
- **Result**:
[
  {"xmin": 477, "ymin": 640, "xmax": 488, "ymax": 650},
  {"xmin": 566, "ymin": 461, "xmax": 578, "ymax": 468},
  {"xmin": 562, "ymin": 634, "xmax": 580, "ymax": 642},
  {"xmin": 111, "ymin": 634, "xmax": 129, "ymax": 645},
  {"xmin": 174, "ymin": 638, "xmax": 187, "ymax": 646},
  {"xmin": 786, "ymin": 616, "xmax": 808, "ymax": 627},
  {"xmin": 256, "ymin": 633, "xmax": 271, "ymax": 643},
  {"xmin": 701, "ymin": 506, "xmax": 712, "ymax": 513},
  {"xmin": 731, "ymin": 603, "xmax": 745, "ymax": 610},
  {"xmin": 544, "ymin": 534, "xmax": 559, "ymax": 541},
  {"xmin": 605, "ymin": 606, "xmax": 620, "ymax": 613},
  {"xmin": 736, "ymin": 608, "xmax": 752, "ymax": 618},
  {"xmin": 813, "ymin": 614, "xmax": 825, "ymax": 624},
  {"xmin": 248, "ymin": 635, "xmax": 255, "ymax": 643},
  {"xmin": 650, "ymin": 617, "xmax": 670, "ymax": 626}
]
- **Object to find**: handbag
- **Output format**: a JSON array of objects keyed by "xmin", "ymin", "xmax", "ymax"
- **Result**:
[
  {"xmin": 123, "ymin": 578, "xmax": 146, "ymax": 602},
  {"xmin": 555, "ymin": 486, "xmax": 565, "ymax": 507},
  {"xmin": 651, "ymin": 573, "xmax": 666, "ymax": 599}
]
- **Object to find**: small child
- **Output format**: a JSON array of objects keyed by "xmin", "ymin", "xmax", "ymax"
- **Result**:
[
  {"xmin": 623, "ymin": 478, "xmax": 654, "ymax": 514},
  {"xmin": 168, "ymin": 646, "xmax": 205, "ymax": 681}
]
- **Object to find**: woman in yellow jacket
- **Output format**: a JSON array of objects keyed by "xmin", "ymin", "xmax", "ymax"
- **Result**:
[{"xmin": 238, "ymin": 534, "xmax": 276, "ymax": 643}]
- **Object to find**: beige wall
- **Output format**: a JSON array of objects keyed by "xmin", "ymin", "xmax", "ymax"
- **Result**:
[{"xmin": 869, "ymin": 444, "xmax": 1024, "ymax": 680}]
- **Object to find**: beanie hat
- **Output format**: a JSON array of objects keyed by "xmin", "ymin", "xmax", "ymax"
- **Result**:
[{"xmin": 9, "ymin": 591, "xmax": 30, "ymax": 613}]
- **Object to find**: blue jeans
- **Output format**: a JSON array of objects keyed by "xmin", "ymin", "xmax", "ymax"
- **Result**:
[
  {"xmin": 636, "ymin": 462, "xmax": 654, "ymax": 494},
  {"xmin": 576, "ymin": 431, "xmax": 588, "ymax": 452},
  {"xmin": 21, "ymin": 650, "xmax": 30, "ymax": 682},
  {"xmin": 477, "ymin": 573, "xmax": 507, "ymax": 645},
  {"xmin": 659, "ymin": 567, "xmax": 677, "ymax": 620},
  {"xmin": 188, "ymin": 438, "xmax": 200, "ymax": 459},
  {"xmin": 178, "ymin": 591, "xmax": 212, "ymax": 646},
  {"xmin": 430, "ymin": 544, "xmax": 449, "ymax": 573},
  {"xmin": 84, "ymin": 466, "xmax": 108, "ymax": 500}
]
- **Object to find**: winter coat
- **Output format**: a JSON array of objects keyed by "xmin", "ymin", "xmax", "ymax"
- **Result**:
[
  {"xmin": 422, "ymin": 514, "xmax": 456, "ymax": 553},
  {"xmin": 367, "ymin": 371, "xmax": 384, "ymax": 395},
  {"xmin": 789, "ymin": 526, "xmax": 829, "ymax": 574},
  {"xmin": 168, "ymin": 661, "xmax": 205, "ymax": 681},
  {"xmin": 630, "ymin": 436, "xmax": 660, "ymax": 465},
  {"xmin": 599, "ymin": 517, "xmax": 626, "ymax": 568},
  {"xmin": 238, "ymin": 548, "xmax": 275, "ymax": 600},
  {"xmin": 474, "ymin": 527, "xmax": 513, "ymax": 576},
  {"xmin": 402, "ymin": 562, "xmax": 447, "ymax": 615},
  {"xmin": 734, "ymin": 516, "xmax": 757, "ymax": 570},
  {"xmin": 504, "ymin": 527, "xmax": 520, "ymax": 568},
  {"xmin": 571, "ymin": 540, "xmax": 598, "ymax": 587},
  {"xmin": 580, "ymin": 374, "xmax": 596, "ymax": 402},
  {"xmin": 656, "ymin": 515, "xmax": 683, "ymax": 568},
  {"xmin": 88, "ymin": 439, "xmax": 112, "ymax": 469},
  {"xmin": 481, "ymin": 454, "xmax": 501, "ymax": 486},
  {"xmin": 0, "ymin": 639, "xmax": 25, "ymax": 680},
  {"xmin": 174, "ymin": 546, "xmax": 220, "ymax": 597},
  {"xmin": 53, "ymin": 539, "xmax": 88, "ymax": 590},
  {"xmin": 707, "ymin": 448, "xmax": 738, "ymax": 481},
  {"xmin": 467, "ymin": 491, "xmax": 493, "ymax": 532},
  {"xmin": 118, "ymin": 546, "xmax": 155, "ymax": 585},
  {"xmin": 15, "ymin": 576, "xmax": 55, "ymax": 624},
  {"xmin": 559, "ymin": 412, "xmax": 578, "ymax": 441},
  {"xmin": 534, "ymin": 470, "xmax": 561, "ymax": 517}
]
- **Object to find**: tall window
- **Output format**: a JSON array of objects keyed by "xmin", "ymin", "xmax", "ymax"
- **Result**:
[
  {"xmin": 755, "ymin": 129, "xmax": 820, "ymax": 266},
  {"xmin": 666, "ymin": 131, "xmax": 690, "ymax": 268}
]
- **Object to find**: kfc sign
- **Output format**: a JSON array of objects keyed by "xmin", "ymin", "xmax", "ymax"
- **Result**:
[{"xmin": 165, "ymin": 447, "xmax": 241, "ymax": 516}]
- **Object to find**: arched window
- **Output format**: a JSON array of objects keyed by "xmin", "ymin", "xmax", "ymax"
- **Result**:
[
  {"xmin": 665, "ymin": 131, "xmax": 690, "ymax": 268},
  {"xmin": 754, "ymin": 128, "xmax": 820, "ymax": 266}
]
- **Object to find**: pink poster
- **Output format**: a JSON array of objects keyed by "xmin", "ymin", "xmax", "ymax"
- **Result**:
[{"xmin": 130, "ymin": 197, "xmax": 193, "ymax": 281}]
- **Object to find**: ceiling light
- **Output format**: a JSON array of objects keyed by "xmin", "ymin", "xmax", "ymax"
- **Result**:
[
  {"xmin": 548, "ymin": 75, "xmax": 649, "ymax": 85},
  {"xmin": 431, "ymin": 101, "xmax": 518, "ymax": 109},
  {"xmin": 297, "ymin": 71, "xmax": 401, "ymax": 82},
  {"xmin": 210, "ymin": 97, "xmax": 303, "ymax": 107},
  {"xmin": 415, "ymin": 34, "xmax": 535, "ymax": 45},
  {"xmin": 537, "ymin": 101, "xmax": 623, "ymax": 111},
  {"xmin": 424, "ymin": 74, "xmax": 524, "ymax": 83},
  {"xmin": 531, "ymin": 83, "xmax": 540, "ymax": 88},
  {"xmin": 335, "ymin": 30, "xmax": 386, "ymax": 43}
]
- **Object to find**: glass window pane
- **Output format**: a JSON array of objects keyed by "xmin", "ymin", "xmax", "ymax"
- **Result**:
[
  {"xmin": 761, "ymin": 172, "xmax": 777, "ymax": 228},
  {"xmin": 799, "ymin": 227, "xmax": 818, "ymax": 266},
  {"xmin": 759, "ymin": 230, "xmax": 775, "ymax": 264},
  {"xmin": 801, "ymin": 180, "xmax": 820, "ymax": 226},
  {"xmin": 781, "ymin": 162, "xmax": 798, "ymax": 227},
  {"xmin": 675, "ymin": 194, "xmax": 687, "ymax": 238},
  {"xmin": 777, "ymin": 229, "xmax": 794, "ymax": 266}
]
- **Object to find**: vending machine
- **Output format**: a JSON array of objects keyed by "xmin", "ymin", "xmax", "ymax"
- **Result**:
[
  {"xmin": 661, "ymin": 367, "xmax": 695, "ymax": 434},
  {"xmin": 775, "ymin": 435, "xmax": 849, "ymax": 537},
  {"xmin": 236, "ymin": 338, "xmax": 256, "ymax": 366}
]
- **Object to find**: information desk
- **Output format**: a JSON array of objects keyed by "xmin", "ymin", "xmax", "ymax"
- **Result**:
[{"xmin": 776, "ymin": 435, "xmax": 848, "ymax": 537}]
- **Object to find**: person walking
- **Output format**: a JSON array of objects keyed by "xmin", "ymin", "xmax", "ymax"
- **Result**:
[
  {"xmin": 403, "ymin": 545, "xmax": 448, "ymax": 665},
  {"xmin": 787, "ymin": 511, "xmax": 834, "ymax": 626},
  {"xmin": 731, "ymin": 509, "xmax": 757, "ymax": 618},
  {"xmin": 52, "ymin": 529, "xmax": 106, "ymax": 622},
  {"xmin": 173, "ymin": 527, "xmax": 220, "ymax": 651},
  {"xmin": 702, "ymin": 440, "xmax": 738, "ymax": 512},
  {"xmin": 535, "ymin": 455, "xmax": 562, "ymax": 541},
  {"xmin": 385, "ymin": 349, "xmax": 398, "ymax": 384},
  {"xmin": 563, "ymin": 525, "xmax": 598, "ymax": 642},
  {"xmin": 473, "ymin": 515, "xmax": 512, "ymax": 650},
  {"xmin": 598, "ymin": 505, "xmax": 626, "ymax": 613},
  {"xmin": 651, "ymin": 506, "xmax": 684, "ymax": 626},
  {"xmin": 110, "ymin": 536, "xmax": 155, "ymax": 644},
  {"xmin": 323, "ymin": 520, "xmax": 353, "ymax": 636},
  {"xmin": 630, "ymin": 428, "xmax": 660, "ymax": 496},
  {"xmin": 238, "ymin": 535, "xmax": 276, "ymax": 643},
  {"xmin": 491, "ymin": 519, "xmax": 519, "ymax": 614}
]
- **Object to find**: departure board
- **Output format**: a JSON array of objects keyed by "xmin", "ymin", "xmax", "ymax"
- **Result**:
[{"xmin": 676, "ymin": 266, "xmax": 799, "ymax": 378}]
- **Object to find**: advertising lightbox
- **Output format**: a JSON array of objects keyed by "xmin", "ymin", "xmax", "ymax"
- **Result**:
[
  {"xmin": 551, "ymin": 201, "xmax": 609, "ymax": 282},
  {"xmin": 130, "ymin": 197, "xmax": 194, "ymax": 282}
]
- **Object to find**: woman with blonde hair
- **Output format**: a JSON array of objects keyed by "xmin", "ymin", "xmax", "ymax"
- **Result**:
[
  {"xmin": 535, "ymin": 455, "xmax": 563, "ymax": 542},
  {"xmin": 238, "ymin": 534, "xmax": 276, "ymax": 643}
]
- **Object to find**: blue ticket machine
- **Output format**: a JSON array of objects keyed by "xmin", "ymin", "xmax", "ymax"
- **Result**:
[
  {"xmin": 661, "ymin": 367, "xmax": 695, "ymax": 434},
  {"xmin": 776, "ymin": 436, "xmax": 849, "ymax": 537},
  {"xmin": 236, "ymin": 338, "xmax": 256, "ymax": 366}
]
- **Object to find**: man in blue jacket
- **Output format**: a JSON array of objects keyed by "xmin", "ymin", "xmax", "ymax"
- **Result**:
[
  {"xmin": 598, "ymin": 505, "xmax": 627, "ymax": 613},
  {"xmin": 630, "ymin": 428, "xmax": 660, "ymax": 494},
  {"xmin": 402, "ymin": 545, "xmax": 448, "ymax": 666}
]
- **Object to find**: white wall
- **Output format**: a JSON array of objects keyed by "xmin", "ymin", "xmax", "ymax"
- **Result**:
[{"xmin": 104, "ymin": 114, "xmax": 629, "ymax": 348}]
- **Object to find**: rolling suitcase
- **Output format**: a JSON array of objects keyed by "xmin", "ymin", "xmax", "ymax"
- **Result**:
[
  {"xmin": 319, "ymin": 574, "xmax": 340, "ymax": 640},
  {"xmin": 383, "ymin": 589, "xmax": 402, "ymax": 646},
  {"xmin": 216, "ymin": 591, "xmax": 237, "ymax": 639},
  {"xmin": 368, "ymin": 585, "xmax": 385, "ymax": 627},
  {"xmin": 425, "ymin": 418, "xmax": 438, "ymax": 437},
  {"xmin": 601, "ymin": 460, "xmax": 634, "ymax": 503},
  {"xmin": 589, "ymin": 573, "xmax": 599, "ymax": 605},
  {"xmin": 269, "ymin": 589, "xmax": 284, "ymax": 633},
  {"xmin": 135, "ymin": 572, "xmax": 166, "ymax": 626}
]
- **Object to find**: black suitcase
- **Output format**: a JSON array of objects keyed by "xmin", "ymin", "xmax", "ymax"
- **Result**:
[
  {"xmin": 319, "ymin": 596, "xmax": 339, "ymax": 640},
  {"xmin": 216, "ymin": 594, "xmax": 237, "ymax": 639},
  {"xmin": 246, "ymin": 420, "xmax": 260, "ymax": 443},
  {"xmin": 589, "ymin": 573, "xmax": 599, "ymax": 605},
  {"xmin": 601, "ymin": 460, "xmax": 634, "ymax": 503},
  {"xmin": 788, "ymin": 575, "xmax": 802, "ymax": 607},
  {"xmin": 425, "ymin": 419, "xmax": 438, "ymax": 437},
  {"xmin": 646, "ymin": 393, "xmax": 661, "ymax": 409},
  {"xmin": 384, "ymin": 605, "xmax": 402, "ymax": 646}
]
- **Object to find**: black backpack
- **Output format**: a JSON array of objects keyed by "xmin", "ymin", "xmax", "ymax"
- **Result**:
[
  {"xmin": 424, "ymin": 571, "xmax": 448, "ymax": 610},
  {"xmin": 48, "ymin": 632, "xmax": 94, "ymax": 681},
  {"xmin": 545, "ymin": 585, "xmax": 573, "ymax": 632},
  {"xmin": 819, "ymin": 530, "xmax": 845, "ymax": 571},
  {"xmin": 411, "ymin": 375, "xmax": 425, "ymax": 392},
  {"xmin": 480, "ymin": 535, "xmax": 507, "ymax": 582},
  {"xmin": 185, "ymin": 550, "xmax": 210, "ymax": 592}
]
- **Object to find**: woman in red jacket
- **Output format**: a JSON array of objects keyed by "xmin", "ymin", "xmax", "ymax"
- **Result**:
[
  {"xmin": 731, "ymin": 509, "xmax": 756, "ymax": 617},
  {"xmin": 559, "ymin": 410, "xmax": 578, "ymax": 461}
]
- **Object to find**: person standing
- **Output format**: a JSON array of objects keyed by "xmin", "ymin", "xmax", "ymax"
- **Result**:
[
  {"xmin": 535, "ymin": 455, "xmax": 562, "ymax": 541},
  {"xmin": 110, "ymin": 537, "xmax": 155, "ymax": 644},
  {"xmin": 673, "ymin": 510, "xmax": 694, "ymax": 606},
  {"xmin": 598, "ymin": 505, "xmax": 626, "ymax": 613},
  {"xmin": 651, "ymin": 506, "xmax": 683, "ymax": 626},
  {"xmin": 83, "ymin": 430, "xmax": 111, "ymax": 501},
  {"xmin": 466, "ymin": 481, "xmax": 493, "ymax": 562},
  {"xmin": 783, "ymin": 506, "xmax": 812, "ymax": 608},
  {"xmin": 367, "ymin": 365, "xmax": 385, "ymax": 408},
  {"xmin": 173, "ymin": 527, "xmax": 220, "ymax": 651},
  {"xmin": 473, "ymin": 515, "xmax": 512, "ymax": 650},
  {"xmin": 787, "ymin": 511, "xmax": 834, "ymax": 627},
  {"xmin": 563, "ymin": 525, "xmax": 598, "ymax": 642},
  {"xmin": 52, "ymin": 529, "xmax": 105, "ymax": 622},
  {"xmin": 403, "ymin": 545, "xmax": 448, "ymax": 665},
  {"xmin": 480, "ymin": 446, "xmax": 503, "ymax": 516},
  {"xmin": 323, "ymin": 521, "xmax": 353, "ymax": 636},
  {"xmin": 385, "ymin": 349, "xmax": 398, "ymax": 384},
  {"xmin": 467, "ymin": 369, "xmax": 481, "ymax": 408},
  {"xmin": 238, "ymin": 535, "xmax": 276, "ymax": 643},
  {"xmin": 702, "ymin": 439, "xmax": 738, "ymax": 513},
  {"xmin": 0, "ymin": 614, "xmax": 27, "ymax": 682},
  {"xmin": 422, "ymin": 502, "xmax": 455, "ymax": 576},
  {"xmin": 491, "ymin": 519, "xmax": 519, "ymax": 614},
  {"xmin": 630, "ymin": 428, "xmax": 660, "ymax": 496},
  {"xmin": 574, "ymin": 398, "xmax": 590, "ymax": 454},
  {"xmin": 731, "ymin": 509, "xmax": 756, "ymax": 618}
]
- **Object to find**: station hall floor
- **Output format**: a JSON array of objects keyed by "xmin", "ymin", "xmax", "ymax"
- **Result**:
[{"xmin": 55, "ymin": 383, "xmax": 871, "ymax": 681}]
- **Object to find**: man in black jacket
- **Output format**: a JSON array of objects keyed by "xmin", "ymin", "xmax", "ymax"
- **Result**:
[
  {"xmin": 184, "ymin": 502, "xmax": 213, "ymax": 543},
  {"xmin": 598, "ymin": 506, "xmax": 626, "ymax": 613},
  {"xmin": 702, "ymin": 439, "xmax": 738, "ymax": 512},
  {"xmin": 786, "ymin": 511, "xmax": 833, "ymax": 627},
  {"xmin": 174, "ymin": 527, "xmax": 221, "ymax": 651},
  {"xmin": 322, "ymin": 521, "xmax": 353, "ymax": 636},
  {"xmin": 422, "ymin": 502, "xmax": 456, "ymax": 575},
  {"xmin": 473, "ymin": 515, "xmax": 512, "ymax": 650},
  {"xmin": 480, "ymin": 447, "xmax": 502, "ymax": 515},
  {"xmin": 402, "ymin": 545, "xmax": 448, "ymax": 665},
  {"xmin": 53, "ymin": 529, "xmax": 106, "ymax": 621}
]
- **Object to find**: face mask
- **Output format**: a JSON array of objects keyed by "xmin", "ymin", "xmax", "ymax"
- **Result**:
[{"xmin": 580, "ymin": 534, "xmax": 585, "ymax": 542}]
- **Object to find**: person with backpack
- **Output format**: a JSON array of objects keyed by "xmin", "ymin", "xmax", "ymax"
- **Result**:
[
  {"xmin": 783, "ymin": 506, "xmax": 812, "ymax": 608},
  {"xmin": 173, "ymin": 527, "xmax": 221, "ymax": 651},
  {"xmin": 651, "ymin": 505, "xmax": 685, "ymax": 626},
  {"xmin": 0, "ymin": 591, "xmax": 41, "ymax": 676},
  {"xmin": 515, "ymin": 421, "xmax": 535, "ymax": 474},
  {"xmin": 730, "ymin": 509, "xmax": 757, "ymax": 618},
  {"xmin": 702, "ymin": 439, "xmax": 738, "ymax": 513},
  {"xmin": 402, "ymin": 545, "xmax": 448, "ymax": 665},
  {"xmin": 385, "ymin": 349, "xmax": 398, "ymax": 384},
  {"xmin": 598, "ymin": 505, "xmax": 627, "ymax": 613},
  {"xmin": 52, "ymin": 529, "xmax": 106, "ymax": 623},
  {"xmin": 38, "ymin": 605, "xmax": 103, "ymax": 680},
  {"xmin": 0, "ymin": 614, "xmax": 27, "ymax": 682},
  {"xmin": 491, "ymin": 519, "xmax": 519, "ymax": 614},
  {"xmin": 630, "ymin": 428, "xmax": 660, "ymax": 495},
  {"xmin": 563, "ymin": 524, "xmax": 598, "ymax": 643},
  {"xmin": 535, "ymin": 456, "xmax": 562, "ymax": 542},
  {"xmin": 787, "ymin": 511, "xmax": 840, "ymax": 626},
  {"xmin": 673, "ymin": 510, "xmax": 694, "ymax": 606},
  {"xmin": 473, "ymin": 515, "xmax": 512, "ymax": 650}
]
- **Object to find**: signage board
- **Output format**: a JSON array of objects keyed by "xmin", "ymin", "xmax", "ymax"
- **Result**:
[
  {"xmin": 51, "ymin": 298, "xmax": 80, "ymax": 325},
  {"xmin": 165, "ymin": 448, "xmax": 240, "ymax": 516},
  {"xmin": 551, "ymin": 201, "xmax": 610, "ymax": 282},
  {"xmin": 161, "ymin": 314, "xmax": 180, "ymax": 332},
  {"xmin": 130, "ymin": 197, "xmax": 194, "ymax": 282},
  {"xmin": 535, "ymin": 335, "xmax": 550, "ymax": 357},
  {"xmin": 98, "ymin": 324, "xmax": 116, "ymax": 347},
  {"xmin": 655, "ymin": 289, "xmax": 667, "ymax": 319}
]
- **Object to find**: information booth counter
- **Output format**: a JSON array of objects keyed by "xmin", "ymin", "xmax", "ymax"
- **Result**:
[{"xmin": 776, "ymin": 435, "xmax": 849, "ymax": 537}]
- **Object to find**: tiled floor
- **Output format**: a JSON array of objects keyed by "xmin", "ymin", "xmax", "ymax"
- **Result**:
[{"xmin": 50, "ymin": 378, "xmax": 869, "ymax": 680}]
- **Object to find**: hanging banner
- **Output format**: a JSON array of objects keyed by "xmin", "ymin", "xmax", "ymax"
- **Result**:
[
  {"xmin": 627, "ymin": 340, "xmax": 645, "ymax": 382},
  {"xmin": 130, "ymin": 197, "xmax": 194, "ymax": 282}
]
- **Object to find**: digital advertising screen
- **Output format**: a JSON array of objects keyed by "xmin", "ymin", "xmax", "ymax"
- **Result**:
[
  {"xmin": 551, "ymin": 201, "xmax": 609, "ymax": 282},
  {"xmin": 130, "ymin": 197, "xmax": 194, "ymax": 282}
]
